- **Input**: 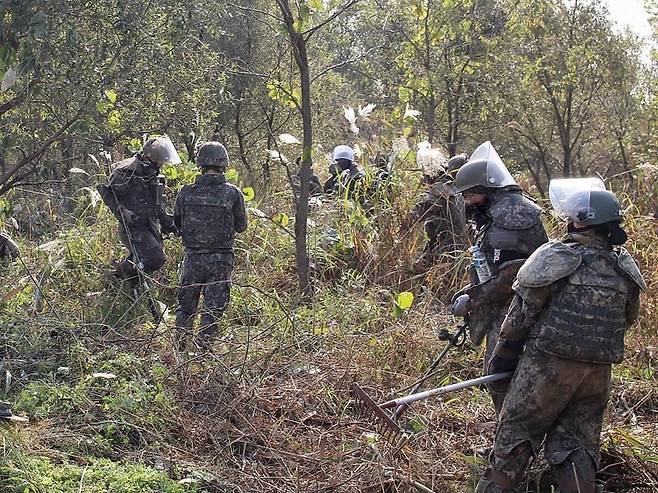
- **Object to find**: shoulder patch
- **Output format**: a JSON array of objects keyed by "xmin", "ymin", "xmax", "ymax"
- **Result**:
[
  {"xmin": 490, "ymin": 193, "xmax": 542, "ymax": 230},
  {"xmin": 517, "ymin": 240, "xmax": 582, "ymax": 288},
  {"xmin": 616, "ymin": 247, "xmax": 647, "ymax": 291}
]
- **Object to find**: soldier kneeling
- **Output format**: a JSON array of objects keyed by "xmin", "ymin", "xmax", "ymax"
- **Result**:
[{"xmin": 173, "ymin": 142, "xmax": 247, "ymax": 352}]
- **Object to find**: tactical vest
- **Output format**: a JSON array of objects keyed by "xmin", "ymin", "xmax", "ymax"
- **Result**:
[
  {"xmin": 180, "ymin": 183, "xmax": 237, "ymax": 251},
  {"xmin": 532, "ymin": 243, "xmax": 631, "ymax": 363},
  {"xmin": 109, "ymin": 159, "xmax": 161, "ymax": 222}
]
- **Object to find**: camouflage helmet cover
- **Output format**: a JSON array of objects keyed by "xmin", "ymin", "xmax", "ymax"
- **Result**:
[{"xmin": 196, "ymin": 141, "xmax": 230, "ymax": 169}]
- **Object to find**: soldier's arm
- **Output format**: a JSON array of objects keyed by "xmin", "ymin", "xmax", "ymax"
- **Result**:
[
  {"xmin": 466, "ymin": 260, "xmax": 524, "ymax": 308},
  {"xmin": 626, "ymin": 285, "xmax": 641, "ymax": 326},
  {"xmin": 98, "ymin": 170, "xmax": 131, "ymax": 218},
  {"xmin": 489, "ymin": 284, "xmax": 550, "ymax": 372},
  {"xmin": 173, "ymin": 190, "xmax": 183, "ymax": 232},
  {"xmin": 234, "ymin": 190, "xmax": 248, "ymax": 233}
]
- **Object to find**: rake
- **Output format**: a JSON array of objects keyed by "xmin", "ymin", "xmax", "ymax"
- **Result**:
[
  {"xmin": 391, "ymin": 320, "xmax": 468, "ymax": 421},
  {"xmin": 353, "ymin": 371, "xmax": 512, "ymax": 444}
]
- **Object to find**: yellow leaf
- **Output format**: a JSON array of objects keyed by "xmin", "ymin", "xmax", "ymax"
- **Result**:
[
  {"xmin": 396, "ymin": 291, "xmax": 414, "ymax": 310},
  {"xmin": 242, "ymin": 187, "xmax": 255, "ymax": 202}
]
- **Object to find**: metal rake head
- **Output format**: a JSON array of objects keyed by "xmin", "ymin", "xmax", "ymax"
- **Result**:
[{"xmin": 352, "ymin": 382, "xmax": 406, "ymax": 446}]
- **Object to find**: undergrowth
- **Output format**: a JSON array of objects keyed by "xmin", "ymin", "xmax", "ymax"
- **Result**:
[{"xmin": 0, "ymin": 159, "xmax": 656, "ymax": 492}]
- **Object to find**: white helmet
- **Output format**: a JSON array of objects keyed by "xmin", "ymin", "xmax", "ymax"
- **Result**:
[{"xmin": 333, "ymin": 145, "xmax": 354, "ymax": 162}]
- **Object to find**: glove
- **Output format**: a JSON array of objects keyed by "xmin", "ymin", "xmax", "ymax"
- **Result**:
[
  {"xmin": 488, "ymin": 338, "xmax": 524, "ymax": 376},
  {"xmin": 451, "ymin": 294, "xmax": 471, "ymax": 317},
  {"xmin": 118, "ymin": 206, "xmax": 139, "ymax": 225}
]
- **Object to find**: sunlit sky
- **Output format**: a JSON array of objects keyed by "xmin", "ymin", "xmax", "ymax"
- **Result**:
[{"xmin": 605, "ymin": 0, "xmax": 652, "ymax": 39}]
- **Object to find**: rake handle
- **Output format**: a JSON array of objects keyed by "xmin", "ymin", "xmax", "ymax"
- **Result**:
[{"xmin": 380, "ymin": 371, "xmax": 513, "ymax": 409}]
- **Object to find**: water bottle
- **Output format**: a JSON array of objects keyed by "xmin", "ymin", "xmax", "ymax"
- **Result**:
[{"xmin": 470, "ymin": 245, "xmax": 492, "ymax": 284}]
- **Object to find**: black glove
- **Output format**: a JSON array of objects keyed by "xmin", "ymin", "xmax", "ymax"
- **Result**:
[{"xmin": 488, "ymin": 338, "xmax": 524, "ymax": 376}]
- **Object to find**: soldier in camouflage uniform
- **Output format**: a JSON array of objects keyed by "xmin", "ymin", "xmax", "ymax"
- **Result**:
[
  {"xmin": 402, "ymin": 152, "xmax": 469, "ymax": 266},
  {"xmin": 477, "ymin": 179, "xmax": 645, "ymax": 493},
  {"xmin": 98, "ymin": 136, "xmax": 180, "ymax": 281},
  {"xmin": 451, "ymin": 142, "xmax": 548, "ymax": 414},
  {"xmin": 173, "ymin": 142, "xmax": 247, "ymax": 351}
]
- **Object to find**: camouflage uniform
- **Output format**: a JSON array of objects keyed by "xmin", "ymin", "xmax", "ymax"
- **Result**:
[
  {"xmin": 464, "ymin": 190, "xmax": 548, "ymax": 413},
  {"xmin": 173, "ymin": 173, "xmax": 247, "ymax": 349},
  {"xmin": 407, "ymin": 178, "xmax": 467, "ymax": 261},
  {"xmin": 98, "ymin": 155, "xmax": 176, "ymax": 278},
  {"xmin": 478, "ymin": 231, "xmax": 644, "ymax": 493}
]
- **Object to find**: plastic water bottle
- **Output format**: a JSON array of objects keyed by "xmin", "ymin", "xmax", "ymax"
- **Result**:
[{"xmin": 470, "ymin": 245, "xmax": 492, "ymax": 284}]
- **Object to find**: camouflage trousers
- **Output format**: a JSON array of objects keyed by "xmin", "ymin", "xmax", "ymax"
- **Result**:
[
  {"xmin": 115, "ymin": 224, "xmax": 165, "ymax": 278},
  {"xmin": 175, "ymin": 251, "xmax": 233, "ymax": 349},
  {"xmin": 470, "ymin": 302, "xmax": 511, "ymax": 415},
  {"xmin": 477, "ymin": 340, "xmax": 611, "ymax": 493}
]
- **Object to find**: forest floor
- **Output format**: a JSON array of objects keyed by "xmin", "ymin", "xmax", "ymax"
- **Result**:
[{"xmin": 1, "ymin": 189, "xmax": 657, "ymax": 493}]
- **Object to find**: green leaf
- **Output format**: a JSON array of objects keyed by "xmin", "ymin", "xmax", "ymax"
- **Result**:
[
  {"xmin": 105, "ymin": 89, "xmax": 117, "ymax": 104},
  {"xmin": 273, "ymin": 212, "xmax": 289, "ymax": 226},
  {"xmin": 242, "ymin": 187, "xmax": 255, "ymax": 202},
  {"xmin": 162, "ymin": 164, "xmax": 178, "ymax": 180},
  {"xmin": 396, "ymin": 291, "xmax": 414, "ymax": 310},
  {"xmin": 225, "ymin": 168, "xmax": 239, "ymax": 182},
  {"xmin": 308, "ymin": 0, "xmax": 324, "ymax": 11}
]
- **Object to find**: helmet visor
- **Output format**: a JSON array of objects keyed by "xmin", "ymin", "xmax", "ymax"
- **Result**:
[
  {"xmin": 146, "ymin": 135, "xmax": 182, "ymax": 165},
  {"xmin": 548, "ymin": 177, "xmax": 606, "ymax": 222},
  {"xmin": 469, "ymin": 141, "xmax": 517, "ymax": 188}
]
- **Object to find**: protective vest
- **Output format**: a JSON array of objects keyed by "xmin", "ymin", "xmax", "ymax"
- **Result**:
[
  {"xmin": 471, "ymin": 191, "xmax": 547, "ymax": 282},
  {"xmin": 103, "ymin": 157, "xmax": 162, "ymax": 222},
  {"xmin": 532, "ymin": 242, "xmax": 633, "ymax": 363},
  {"xmin": 179, "ymin": 178, "xmax": 240, "ymax": 251}
]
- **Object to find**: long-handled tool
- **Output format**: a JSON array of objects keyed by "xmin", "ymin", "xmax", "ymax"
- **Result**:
[
  {"xmin": 353, "ymin": 372, "xmax": 512, "ymax": 444},
  {"xmin": 392, "ymin": 320, "xmax": 468, "ymax": 421}
]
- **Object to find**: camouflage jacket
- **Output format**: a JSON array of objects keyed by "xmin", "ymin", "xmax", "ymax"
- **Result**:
[
  {"xmin": 409, "ymin": 179, "xmax": 467, "ymax": 246},
  {"xmin": 174, "ymin": 173, "xmax": 247, "ymax": 253},
  {"xmin": 466, "ymin": 190, "xmax": 548, "ymax": 308},
  {"xmin": 97, "ymin": 155, "xmax": 175, "ymax": 235},
  {"xmin": 499, "ymin": 231, "xmax": 644, "ymax": 363}
]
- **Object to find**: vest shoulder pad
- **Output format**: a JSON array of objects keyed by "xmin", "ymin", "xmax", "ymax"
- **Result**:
[
  {"xmin": 616, "ymin": 247, "xmax": 647, "ymax": 291},
  {"xmin": 112, "ymin": 157, "xmax": 138, "ymax": 172},
  {"xmin": 517, "ymin": 240, "xmax": 582, "ymax": 288},
  {"xmin": 490, "ymin": 193, "xmax": 542, "ymax": 230}
]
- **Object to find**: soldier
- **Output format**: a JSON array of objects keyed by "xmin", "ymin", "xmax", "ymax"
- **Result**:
[
  {"xmin": 0, "ymin": 232, "xmax": 19, "ymax": 262},
  {"xmin": 477, "ymin": 179, "xmax": 645, "ymax": 493},
  {"xmin": 450, "ymin": 141, "xmax": 548, "ymax": 414},
  {"xmin": 402, "ymin": 148, "xmax": 468, "ymax": 267},
  {"xmin": 173, "ymin": 142, "xmax": 247, "ymax": 351},
  {"xmin": 323, "ymin": 145, "xmax": 365, "ymax": 199},
  {"xmin": 98, "ymin": 136, "xmax": 180, "ymax": 282}
]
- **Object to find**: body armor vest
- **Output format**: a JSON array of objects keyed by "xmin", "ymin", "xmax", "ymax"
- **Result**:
[
  {"xmin": 180, "ymin": 181, "xmax": 237, "ymax": 251},
  {"xmin": 109, "ymin": 158, "xmax": 161, "ymax": 222},
  {"xmin": 532, "ymin": 242, "xmax": 631, "ymax": 363}
]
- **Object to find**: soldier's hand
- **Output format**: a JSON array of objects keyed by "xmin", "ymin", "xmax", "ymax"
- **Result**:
[
  {"xmin": 119, "ymin": 207, "xmax": 139, "ymax": 225},
  {"xmin": 488, "ymin": 338, "xmax": 523, "ymax": 376},
  {"xmin": 451, "ymin": 294, "xmax": 471, "ymax": 317}
]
